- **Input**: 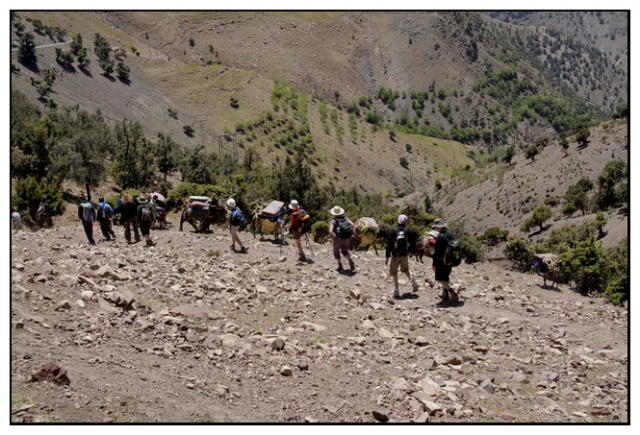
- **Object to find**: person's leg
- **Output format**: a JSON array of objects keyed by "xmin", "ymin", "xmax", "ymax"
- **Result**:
[
  {"xmin": 133, "ymin": 220, "xmax": 141, "ymax": 242},
  {"xmin": 390, "ymin": 257, "xmax": 400, "ymax": 297},
  {"xmin": 107, "ymin": 221, "xmax": 116, "ymax": 238},
  {"xmin": 83, "ymin": 221, "xmax": 95, "ymax": 244},
  {"xmin": 99, "ymin": 221, "xmax": 110, "ymax": 239},
  {"xmin": 124, "ymin": 219, "xmax": 131, "ymax": 242},
  {"xmin": 295, "ymin": 237, "xmax": 305, "ymax": 258},
  {"xmin": 340, "ymin": 239, "xmax": 355, "ymax": 270},
  {"xmin": 333, "ymin": 239, "xmax": 343, "ymax": 270}
]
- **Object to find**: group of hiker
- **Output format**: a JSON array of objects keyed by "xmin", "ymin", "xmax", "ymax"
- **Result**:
[
  {"xmin": 13, "ymin": 193, "xmax": 460, "ymax": 304},
  {"xmin": 78, "ymin": 194, "xmax": 160, "ymax": 247}
]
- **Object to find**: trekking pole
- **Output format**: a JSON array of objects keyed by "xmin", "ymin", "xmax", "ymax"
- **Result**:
[{"xmin": 306, "ymin": 233, "xmax": 315, "ymax": 257}]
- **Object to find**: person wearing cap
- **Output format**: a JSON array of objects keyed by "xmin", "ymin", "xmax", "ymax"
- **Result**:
[
  {"xmin": 222, "ymin": 198, "xmax": 247, "ymax": 253},
  {"xmin": 385, "ymin": 214, "xmax": 419, "ymax": 298},
  {"xmin": 284, "ymin": 199, "xmax": 306, "ymax": 261},
  {"xmin": 329, "ymin": 206, "xmax": 355, "ymax": 272},
  {"xmin": 432, "ymin": 219, "xmax": 458, "ymax": 304},
  {"xmin": 115, "ymin": 193, "xmax": 141, "ymax": 244},
  {"xmin": 96, "ymin": 196, "xmax": 116, "ymax": 241},
  {"xmin": 78, "ymin": 195, "xmax": 96, "ymax": 245},
  {"xmin": 137, "ymin": 195, "xmax": 158, "ymax": 247}
]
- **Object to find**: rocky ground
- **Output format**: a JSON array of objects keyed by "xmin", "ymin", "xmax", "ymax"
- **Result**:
[{"xmin": 10, "ymin": 216, "xmax": 628, "ymax": 423}]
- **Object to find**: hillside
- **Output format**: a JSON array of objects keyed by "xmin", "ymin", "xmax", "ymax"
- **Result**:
[
  {"xmin": 11, "ymin": 11, "xmax": 628, "ymax": 177},
  {"xmin": 10, "ymin": 222, "xmax": 628, "ymax": 423}
]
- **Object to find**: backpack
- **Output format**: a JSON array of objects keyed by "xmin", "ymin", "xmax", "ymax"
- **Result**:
[
  {"xmin": 392, "ymin": 226, "xmax": 409, "ymax": 257},
  {"xmin": 294, "ymin": 209, "xmax": 312, "ymax": 234},
  {"xmin": 443, "ymin": 238, "xmax": 462, "ymax": 267},
  {"xmin": 81, "ymin": 203, "xmax": 92, "ymax": 222},
  {"xmin": 97, "ymin": 204, "xmax": 109, "ymax": 221},
  {"xmin": 231, "ymin": 208, "xmax": 245, "ymax": 226},
  {"xmin": 335, "ymin": 216, "xmax": 353, "ymax": 239},
  {"xmin": 140, "ymin": 203, "xmax": 154, "ymax": 222}
]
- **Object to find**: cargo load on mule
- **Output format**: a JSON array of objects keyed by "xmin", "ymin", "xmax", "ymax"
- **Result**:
[
  {"xmin": 350, "ymin": 217, "xmax": 388, "ymax": 255},
  {"xmin": 251, "ymin": 200, "xmax": 287, "ymax": 243},
  {"xmin": 415, "ymin": 230, "xmax": 440, "ymax": 263},
  {"xmin": 533, "ymin": 253, "xmax": 562, "ymax": 288},
  {"xmin": 180, "ymin": 196, "xmax": 224, "ymax": 233}
]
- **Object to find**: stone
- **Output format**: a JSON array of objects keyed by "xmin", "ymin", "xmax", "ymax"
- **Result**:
[
  {"xmin": 56, "ymin": 300, "xmax": 72, "ymax": 310},
  {"xmin": 413, "ymin": 412, "xmax": 430, "ymax": 423},
  {"xmin": 29, "ymin": 362, "xmax": 70, "ymax": 385},
  {"xmin": 439, "ymin": 355, "xmax": 462, "ymax": 366},
  {"xmin": 105, "ymin": 290, "xmax": 135, "ymax": 308},
  {"xmin": 80, "ymin": 290, "xmax": 94, "ymax": 301},
  {"xmin": 362, "ymin": 320, "xmax": 376, "ymax": 330},
  {"xmin": 78, "ymin": 275, "xmax": 99, "ymax": 288},
  {"xmin": 271, "ymin": 338, "xmax": 285, "ymax": 351},
  {"xmin": 414, "ymin": 336, "xmax": 429, "ymax": 346},
  {"xmin": 76, "ymin": 300, "xmax": 85, "ymax": 308},
  {"xmin": 301, "ymin": 322, "xmax": 326, "ymax": 332},
  {"xmin": 349, "ymin": 288, "xmax": 361, "ymax": 300},
  {"xmin": 372, "ymin": 410, "xmax": 389, "ymax": 422},
  {"xmin": 422, "ymin": 401, "xmax": 442, "ymax": 415},
  {"xmin": 480, "ymin": 379, "xmax": 495, "ymax": 394},
  {"xmin": 378, "ymin": 328, "xmax": 394, "ymax": 339},
  {"xmin": 256, "ymin": 285, "xmax": 268, "ymax": 294},
  {"xmin": 96, "ymin": 265, "xmax": 125, "ymax": 281},
  {"xmin": 280, "ymin": 365, "xmax": 293, "ymax": 376},
  {"xmin": 421, "ymin": 378, "xmax": 440, "ymax": 396},
  {"xmin": 97, "ymin": 298, "xmax": 119, "ymax": 313},
  {"xmin": 499, "ymin": 411, "xmax": 517, "ymax": 420}
]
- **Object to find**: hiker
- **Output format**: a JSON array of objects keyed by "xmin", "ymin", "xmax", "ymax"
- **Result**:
[
  {"xmin": 432, "ymin": 219, "xmax": 458, "ymax": 304},
  {"xmin": 115, "ymin": 193, "xmax": 141, "ymax": 244},
  {"xmin": 137, "ymin": 195, "xmax": 158, "ymax": 247},
  {"xmin": 96, "ymin": 197, "xmax": 116, "ymax": 241},
  {"xmin": 222, "ymin": 198, "xmax": 247, "ymax": 253},
  {"xmin": 11, "ymin": 208, "xmax": 23, "ymax": 230},
  {"xmin": 385, "ymin": 214, "xmax": 419, "ymax": 298},
  {"xmin": 36, "ymin": 195, "xmax": 52, "ymax": 227},
  {"xmin": 329, "ymin": 206, "xmax": 355, "ymax": 271},
  {"xmin": 284, "ymin": 200, "xmax": 307, "ymax": 261},
  {"xmin": 78, "ymin": 195, "xmax": 95, "ymax": 245}
]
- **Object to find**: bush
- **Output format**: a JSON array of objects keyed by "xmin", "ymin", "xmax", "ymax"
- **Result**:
[
  {"xmin": 311, "ymin": 221, "xmax": 330, "ymax": 243},
  {"xmin": 503, "ymin": 236, "xmax": 533, "ymax": 272},
  {"xmin": 459, "ymin": 233, "xmax": 483, "ymax": 263},
  {"xmin": 183, "ymin": 125, "xmax": 195, "ymax": 136},
  {"xmin": 399, "ymin": 157, "xmax": 409, "ymax": 169},
  {"xmin": 12, "ymin": 176, "xmax": 65, "ymax": 219},
  {"xmin": 561, "ymin": 236, "xmax": 609, "ymax": 294},
  {"xmin": 520, "ymin": 205, "xmax": 552, "ymax": 232},
  {"xmin": 482, "ymin": 227, "xmax": 509, "ymax": 246},
  {"xmin": 544, "ymin": 196, "xmax": 560, "ymax": 207}
]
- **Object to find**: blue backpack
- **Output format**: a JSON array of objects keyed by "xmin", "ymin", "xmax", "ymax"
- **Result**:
[{"xmin": 231, "ymin": 208, "xmax": 245, "ymax": 226}]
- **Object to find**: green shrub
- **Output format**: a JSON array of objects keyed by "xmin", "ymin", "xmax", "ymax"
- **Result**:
[
  {"xmin": 503, "ymin": 236, "xmax": 533, "ymax": 271},
  {"xmin": 544, "ymin": 196, "xmax": 560, "ymax": 207},
  {"xmin": 482, "ymin": 227, "xmax": 510, "ymax": 246},
  {"xmin": 11, "ymin": 176, "xmax": 65, "ymax": 219}
]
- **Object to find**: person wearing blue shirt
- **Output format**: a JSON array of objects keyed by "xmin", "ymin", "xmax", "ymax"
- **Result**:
[
  {"xmin": 78, "ymin": 195, "xmax": 95, "ymax": 245},
  {"xmin": 97, "ymin": 196, "xmax": 116, "ymax": 241}
]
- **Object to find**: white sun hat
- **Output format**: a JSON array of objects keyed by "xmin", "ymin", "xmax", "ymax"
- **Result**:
[
  {"xmin": 226, "ymin": 198, "xmax": 236, "ymax": 208},
  {"xmin": 330, "ymin": 206, "xmax": 345, "ymax": 216},
  {"xmin": 288, "ymin": 200, "xmax": 299, "ymax": 210}
]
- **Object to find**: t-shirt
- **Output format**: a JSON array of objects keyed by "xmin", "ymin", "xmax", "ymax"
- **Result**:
[{"xmin": 433, "ymin": 230, "xmax": 455, "ymax": 267}]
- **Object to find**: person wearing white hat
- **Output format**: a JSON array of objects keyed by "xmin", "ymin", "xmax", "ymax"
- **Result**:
[
  {"xmin": 137, "ymin": 195, "xmax": 158, "ymax": 247},
  {"xmin": 329, "ymin": 206, "xmax": 355, "ymax": 272},
  {"xmin": 385, "ymin": 214, "xmax": 419, "ymax": 298},
  {"xmin": 284, "ymin": 200, "xmax": 306, "ymax": 261},
  {"xmin": 223, "ymin": 198, "xmax": 247, "ymax": 253}
]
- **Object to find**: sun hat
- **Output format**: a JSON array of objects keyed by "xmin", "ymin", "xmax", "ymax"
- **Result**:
[
  {"xmin": 226, "ymin": 198, "xmax": 236, "ymax": 209},
  {"xmin": 330, "ymin": 206, "xmax": 345, "ymax": 216},
  {"xmin": 398, "ymin": 214, "xmax": 409, "ymax": 225},
  {"xmin": 432, "ymin": 218, "xmax": 447, "ymax": 229},
  {"xmin": 288, "ymin": 200, "xmax": 300, "ymax": 210},
  {"xmin": 138, "ymin": 195, "xmax": 149, "ymax": 204}
]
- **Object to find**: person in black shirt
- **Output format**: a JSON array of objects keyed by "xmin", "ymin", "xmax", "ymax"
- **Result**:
[
  {"xmin": 432, "ymin": 219, "xmax": 458, "ymax": 304},
  {"xmin": 385, "ymin": 214, "xmax": 419, "ymax": 298}
]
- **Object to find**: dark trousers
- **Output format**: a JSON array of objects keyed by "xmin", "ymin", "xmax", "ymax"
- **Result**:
[
  {"xmin": 82, "ymin": 220, "xmax": 95, "ymax": 244},
  {"xmin": 99, "ymin": 219, "xmax": 116, "ymax": 239},
  {"xmin": 124, "ymin": 217, "xmax": 140, "ymax": 242}
]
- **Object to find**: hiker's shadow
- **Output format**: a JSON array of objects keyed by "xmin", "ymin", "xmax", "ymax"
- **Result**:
[
  {"xmin": 436, "ymin": 300, "xmax": 465, "ymax": 308},
  {"xmin": 397, "ymin": 292, "xmax": 419, "ymax": 300},
  {"xmin": 300, "ymin": 258, "xmax": 315, "ymax": 265},
  {"xmin": 259, "ymin": 237, "xmax": 287, "ymax": 246},
  {"xmin": 338, "ymin": 270, "xmax": 357, "ymax": 277}
]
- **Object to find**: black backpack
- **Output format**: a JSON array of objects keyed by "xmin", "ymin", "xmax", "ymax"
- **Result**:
[
  {"xmin": 392, "ymin": 226, "xmax": 409, "ymax": 257},
  {"xmin": 140, "ymin": 203, "xmax": 154, "ymax": 222},
  {"xmin": 443, "ymin": 238, "xmax": 462, "ymax": 267},
  {"xmin": 335, "ymin": 216, "xmax": 353, "ymax": 239}
]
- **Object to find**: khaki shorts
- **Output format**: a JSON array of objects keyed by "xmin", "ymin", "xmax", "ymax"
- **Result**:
[
  {"xmin": 230, "ymin": 225, "xmax": 240, "ymax": 235},
  {"xmin": 291, "ymin": 231, "xmax": 302, "ymax": 240},
  {"xmin": 389, "ymin": 255, "xmax": 409, "ymax": 276}
]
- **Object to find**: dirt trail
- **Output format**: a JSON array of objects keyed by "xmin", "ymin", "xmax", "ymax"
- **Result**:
[{"xmin": 10, "ymin": 214, "xmax": 628, "ymax": 423}]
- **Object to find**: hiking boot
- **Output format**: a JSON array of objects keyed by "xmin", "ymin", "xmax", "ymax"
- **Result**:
[
  {"xmin": 412, "ymin": 281, "xmax": 419, "ymax": 293},
  {"xmin": 349, "ymin": 260, "xmax": 355, "ymax": 271},
  {"xmin": 448, "ymin": 290, "xmax": 459, "ymax": 304},
  {"xmin": 393, "ymin": 289, "xmax": 400, "ymax": 299},
  {"xmin": 298, "ymin": 255, "xmax": 306, "ymax": 262},
  {"xmin": 146, "ymin": 240, "xmax": 155, "ymax": 247},
  {"xmin": 337, "ymin": 263, "xmax": 344, "ymax": 272},
  {"xmin": 240, "ymin": 246, "xmax": 248, "ymax": 253},
  {"xmin": 230, "ymin": 244, "xmax": 236, "ymax": 251},
  {"xmin": 440, "ymin": 289, "xmax": 450, "ymax": 301}
]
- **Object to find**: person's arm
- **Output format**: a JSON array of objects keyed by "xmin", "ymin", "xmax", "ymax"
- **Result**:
[
  {"xmin": 385, "ymin": 228, "xmax": 395, "ymax": 259},
  {"xmin": 329, "ymin": 220, "xmax": 336, "ymax": 239},
  {"xmin": 78, "ymin": 205, "xmax": 83, "ymax": 221},
  {"xmin": 408, "ymin": 228, "xmax": 418, "ymax": 255},
  {"xmin": 137, "ymin": 206, "xmax": 142, "ymax": 223},
  {"xmin": 433, "ymin": 234, "xmax": 444, "ymax": 267}
]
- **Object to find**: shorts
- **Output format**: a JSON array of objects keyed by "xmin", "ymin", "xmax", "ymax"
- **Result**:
[
  {"xmin": 435, "ymin": 265, "xmax": 452, "ymax": 282},
  {"xmin": 230, "ymin": 225, "xmax": 240, "ymax": 235},
  {"xmin": 389, "ymin": 256, "xmax": 409, "ymax": 276},
  {"xmin": 291, "ymin": 231, "xmax": 302, "ymax": 240}
]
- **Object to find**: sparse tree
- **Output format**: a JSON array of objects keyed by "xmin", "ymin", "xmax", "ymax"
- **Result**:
[
  {"xmin": 99, "ymin": 59, "xmax": 114, "ymax": 76},
  {"xmin": 183, "ymin": 125, "xmax": 195, "ymax": 137},
  {"xmin": 575, "ymin": 124, "xmax": 591, "ymax": 148},
  {"xmin": 504, "ymin": 145, "xmax": 515, "ymax": 165},
  {"xmin": 521, "ymin": 204, "xmax": 552, "ymax": 233},
  {"xmin": 76, "ymin": 47, "xmax": 89, "ymax": 68},
  {"xmin": 525, "ymin": 145, "xmax": 539, "ymax": 162},
  {"xmin": 405, "ymin": 143, "xmax": 412, "ymax": 153},
  {"xmin": 93, "ymin": 33, "xmax": 111, "ymax": 61},
  {"xmin": 69, "ymin": 33, "xmax": 83, "ymax": 55},
  {"xmin": 189, "ymin": 37, "xmax": 195, "ymax": 47},
  {"xmin": 13, "ymin": 21, "xmax": 25, "ymax": 36},
  {"xmin": 18, "ymin": 32, "xmax": 37, "ymax": 65},
  {"xmin": 116, "ymin": 61, "xmax": 130, "ymax": 81},
  {"xmin": 155, "ymin": 133, "xmax": 180, "ymax": 182},
  {"xmin": 399, "ymin": 157, "xmax": 409, "ymax": 169},
  {"xmin": 559, "ymin": 132, "xmax": 569, "ymax": 156},
  {"xmin": 595, "ymin": 211, "xmax": 608, "ymax": 238}
]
